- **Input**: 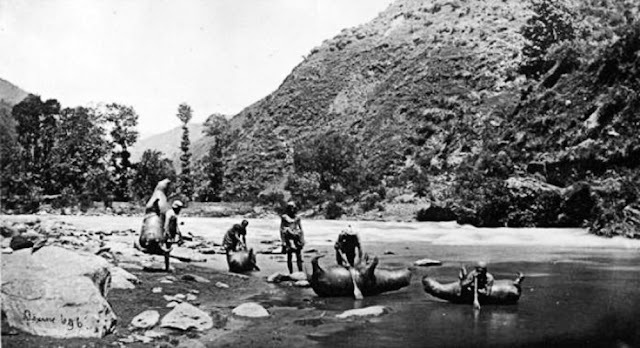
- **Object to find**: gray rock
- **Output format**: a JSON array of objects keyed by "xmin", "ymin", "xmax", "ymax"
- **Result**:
[
  {"xmin": 181, "ymin": 274, "xmax": 210, "ymax": 283},
  {"xmin": 160, "ymin": 303, "xmax": 213, "ymax": 331},
  {"xmin": 336, "ymin": 306, "xmax": 387, "ymax": 319},
  {"xmin": 110, "ymin": 266, "xmax": 139, "ymax": 289},
  {"xmin": 232, "ymin": 302, "xmax": 269, "ymax": 318},
  {"xmin": 178, "ymin": 339, "xmax": 207, "ymax": 348},
  {"xmin": 131, "ymin": 310, "xmax": 160, "ymax": 329},
  {"xmin": 215, "ymin": 282, "xmax": 229, "ymax": 289},
  {"xmin": 1, "ymin": 246, "xmax": 116, "ymax": 338},
  {"xmin": 294, "ymin": 280, "xmax": 310, "ymax": 287},
  {"xmin": 288, "ymin": 271, "xmax": 307, "ymax": 281},
  {"xmin": 413, "ymin": 258, "xmax": 442, "ymax": 267}
]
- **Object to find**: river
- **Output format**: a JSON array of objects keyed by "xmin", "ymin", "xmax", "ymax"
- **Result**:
[{"xmin": 60, "ymin": 215, "xmax": 640, "ymax": 347}]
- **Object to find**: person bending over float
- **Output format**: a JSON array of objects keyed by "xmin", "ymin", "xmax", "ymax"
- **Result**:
[
  {"xmin": 335, "ymin": 225, "xmax": 363, "ymax": 267},
  {"xmin": 280, "ymin": 202, "xmax": 305, "ymax": 274},
  {"xmin": 223, "ymin": 220, "xmax": 249, "ymax": 252}
]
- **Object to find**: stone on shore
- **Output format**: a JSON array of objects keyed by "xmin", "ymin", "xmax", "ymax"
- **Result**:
[
  {"xmin": 413, "ymin": 258, "xmax": 442, "ymax": 267},
  {"xmin": 160, "ymin": 303, "xmax": 213, "ymax": 331},
  {"xmin": 294, "ymin": 280, "xmax": 311, "ymax": 287},
  {"xmin": 232, "ymin": 303, "xmax": 270, "ymax": 318},
  {"xmin": 336, "ymin": 306, "xmax": 387, "ymax": 319},
  {"xmin": 110, "ymin": 266, "xmax": 140, "ymax": 289},
  {"xmin": 131, "ymin": 310, "xmax": 160, "ymax": 329},
  {"xmin": 1, "ymin": 246, "xmax": 117, "ymax": 338},
  {"xmin": 181, "ymin": 274, "xmax": 211, "ymax": 283}
]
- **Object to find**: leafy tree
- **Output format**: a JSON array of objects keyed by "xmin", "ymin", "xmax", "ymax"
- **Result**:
[
  {"xmin": 49, "ymin": 106, "xmax": 110, "ymax": 194},
  {"xmin": 99, "ymin": 103, "xmax": 139, "ymax": 200},
  {"xmin": 520, "ymin": 0, "xmax": 576, "ymax": 78},
  {"xmin": 294, "ymin": 132, "xmax": 358, "ymax": 192},
  {"xmin": 203, "ymin": 113, "xmax": 231, "ymax": 144},
  {"xmin": 11, "ymin": 94, "xmax": 61, "ymax": 193},
  {"xmin": 176, "ymin": 103, "xmax": 194, "ymax": 200},
  {"xmin": 130, "ymin": 150, "xmax": 177, "ymax": 201}
]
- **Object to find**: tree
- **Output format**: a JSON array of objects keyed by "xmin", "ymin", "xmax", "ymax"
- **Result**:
[
  {"xmin": 99, "ymin": 103, "xmax": 139, "ymax": 200},
  {"xmin": 10, "ymin": 94, "xmax": 61, "ymax": 193},
  {"xmin": 130, "ymin": 150, "xmax": 177, "ymax": 201},
  {"xmin": 520, "ymin": 0, "xmax": 576, "ymax": 78},
  {"xmin": 294, "ymin": 132, "xmax": 359, "ymax": 192},
  {"xmin": 49, "ymin": 106, "xmax": 110, "ymax": 195},
  {"xmin": 193, "ymin": 141, "xmax": 225, "ymax": 202},
  {"xmin": 203, "ymin": 113, "xmax": 231, "ymax": 145},
  {"xmin": 176, "ymin": 103, "xmax": 194, "ymax": 200}
]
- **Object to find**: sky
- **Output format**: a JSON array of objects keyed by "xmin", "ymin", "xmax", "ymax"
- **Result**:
[{"xmin": 0, "ymin": 0, "xmax": 393, "ymax": 137}]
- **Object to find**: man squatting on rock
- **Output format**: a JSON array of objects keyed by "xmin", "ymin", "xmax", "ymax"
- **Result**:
[
  {"xmin": 222, "ymin": 220, "xmax": 249, "ymax": 252},
  {"xmin": 280, "ymin": 201, "xmax": 305, "ymax": 273},
  {"xmin": 165, "ymin": 200, "xmax": 184, "ymax": 246},
  {"xmin": 335, "ymin": 224, "xmax": 363, "ymax": 267}
]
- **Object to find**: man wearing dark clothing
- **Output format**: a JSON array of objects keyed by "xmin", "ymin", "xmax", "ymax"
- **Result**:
[
  {"xmin": 460, "ymin": 261, "xmax": 495, "ymax": 295},
  {"xmin": 223, "ymin": 220, "xmax": 249, "ymax": 252},
  {"xmin": 334, "ymin": 225, "xmax": 363, "ymax": 267}
]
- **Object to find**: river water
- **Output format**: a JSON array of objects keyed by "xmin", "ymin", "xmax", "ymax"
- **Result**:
[{"xmin": 61, "ymin": 216, "xmax": 640, "ymax": 347}]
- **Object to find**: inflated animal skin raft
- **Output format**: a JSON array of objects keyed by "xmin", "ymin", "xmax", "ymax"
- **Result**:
[
  {"xmin": 422, "ymin": 272, "xmax": 525, "ymax": 305},
  {"xmin": 309, "ymin": 255, "xmax": 412, "ymax": 297},
  {"xmin": 227, "ymin": 249, "xmax": 260, "ymax": 273}
]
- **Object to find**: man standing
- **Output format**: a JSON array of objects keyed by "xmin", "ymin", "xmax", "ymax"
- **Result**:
[
  {"xmin": 280, "ymin": 202, "xmax": 304, "ymax": 273},
  {"xmin": 223, "ymin": 220, "xmax": 249, "ymax": 252},
  {"xmin": 335, "ymin": 225, "xmax": 363, "ymax": 267}
]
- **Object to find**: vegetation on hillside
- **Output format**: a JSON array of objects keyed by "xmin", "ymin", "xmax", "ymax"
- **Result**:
[{"xmin": 186, "ymin": 0, "xmax": 640, "ymax": 236}]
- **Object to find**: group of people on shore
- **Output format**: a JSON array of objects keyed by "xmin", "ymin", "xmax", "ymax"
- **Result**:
[{"xmin": 140, "ymin": 179, "xmax": 494, "ymax": 303}]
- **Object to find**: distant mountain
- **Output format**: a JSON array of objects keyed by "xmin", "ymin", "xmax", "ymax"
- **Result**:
[
  {"xmin": 0, "ymin": 78, "xmax": 28, "ymax": 106},
  {"xmin": 130, "ymin": 123, "xmax": 206, "ymax": 168}
]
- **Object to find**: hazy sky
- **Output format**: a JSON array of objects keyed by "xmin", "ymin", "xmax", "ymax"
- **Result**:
[{"xmin": 0, "ymin": 0, "xmax": 393, "ymax": 136}]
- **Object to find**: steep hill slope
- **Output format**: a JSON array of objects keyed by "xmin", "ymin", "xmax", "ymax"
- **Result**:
[
  {"xmin": 130, "ymin": 123, "xmax": 205, "ymax": 168},
  {"xmin": 209, "ymin": 0, "xmax": 530, "ymax": 199},
  {"xmin": 0, "ymin": 78, "xmax": 28, "ymax": 106},
  {"xmin": 190, "ymin": 0, "xmax": 640, "ymax": 236}
]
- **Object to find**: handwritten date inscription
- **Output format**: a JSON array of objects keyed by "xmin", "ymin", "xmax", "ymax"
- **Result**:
[{"xmin": 23, "ymin": 310, "xmax": 85, "ymax": 331}]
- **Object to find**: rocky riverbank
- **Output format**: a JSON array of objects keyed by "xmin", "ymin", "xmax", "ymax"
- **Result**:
[{"xmin": 0, "ymin": 215, "xmax": 402, "ymax": 348}]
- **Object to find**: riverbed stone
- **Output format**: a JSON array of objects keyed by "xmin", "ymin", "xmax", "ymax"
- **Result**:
[
  {"xmin": 110, "ymin": 266, "xmax": 139, "ymax": 289},
  {"xmin": 232, "ymin": 302, "xmax": 270, "ymax": 318},
  {"xmin": 160, "ymin": 303, "xmax": 213, "ymax": 331},
  {"xmin": 131, "ymin": 310, "xmax": 160, "ymax": 329},
  {"xmin": 336, "ymin": 306, "xmax": 387, "ymax": 319},
  {"xmin": 1, "ymin": 246, "xmax": 116, "ymax": 338},
  {"xmin": 181, "ymin": 274, "xmax": 211, "ymax": 283},
  {"xmin": 414, "ymin": 258, "xmax": 442, "ymax": 267}
]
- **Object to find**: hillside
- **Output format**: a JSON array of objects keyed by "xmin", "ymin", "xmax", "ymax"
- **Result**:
[
  {"xmin": 195, "ymin": 0, "xmax": 531, "ymax": 200},
  {"xmin": 0, "ymin": 78, "xmax": 28, "ymax": 106},
  {"xmin": 130, "ymin": 123, "xmax": 205, "ymax": 168},
  {"xmin": 193, "ymin": 0, "xmax": 640, "ymax": 236}
]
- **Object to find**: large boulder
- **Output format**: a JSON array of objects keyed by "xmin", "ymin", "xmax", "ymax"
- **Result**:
[{"xmin": 1, "ymin": 246, "xmax": 117, "ymax": 338}]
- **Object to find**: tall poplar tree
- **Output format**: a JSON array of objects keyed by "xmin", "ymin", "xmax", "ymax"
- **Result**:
[{"xmin": 176, "ymin": 103, "xmax": 194, "ymax": 200}]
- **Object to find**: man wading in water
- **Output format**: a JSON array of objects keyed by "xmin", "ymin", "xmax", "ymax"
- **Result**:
[{"xmin": 280, "ymin": 202, "xmax": 305, "ymax": 273}]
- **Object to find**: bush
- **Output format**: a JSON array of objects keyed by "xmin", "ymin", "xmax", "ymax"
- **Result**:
[
  {"xmin": 285, "ymin": 172, "xmax": 322, "ymax": 208},
  {"xmin": 520, "ymin": 0, "xmax": 576, "ymax": 78},
  {"xmin": 325, "ymin": 201, "xmax": 344, "ymax": 219},
  {"xmin": 359, "ymin": 192, "xmax": 382, "ymax": 212}
]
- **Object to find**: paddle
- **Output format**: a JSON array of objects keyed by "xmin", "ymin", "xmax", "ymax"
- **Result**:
[
  {"xmin": 473, "ymin": 277, "xmax": 481, "ymax": 310},
  {"xmin": 340, "ymin": 250, "xmax": 364, "ymax": 300}
]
